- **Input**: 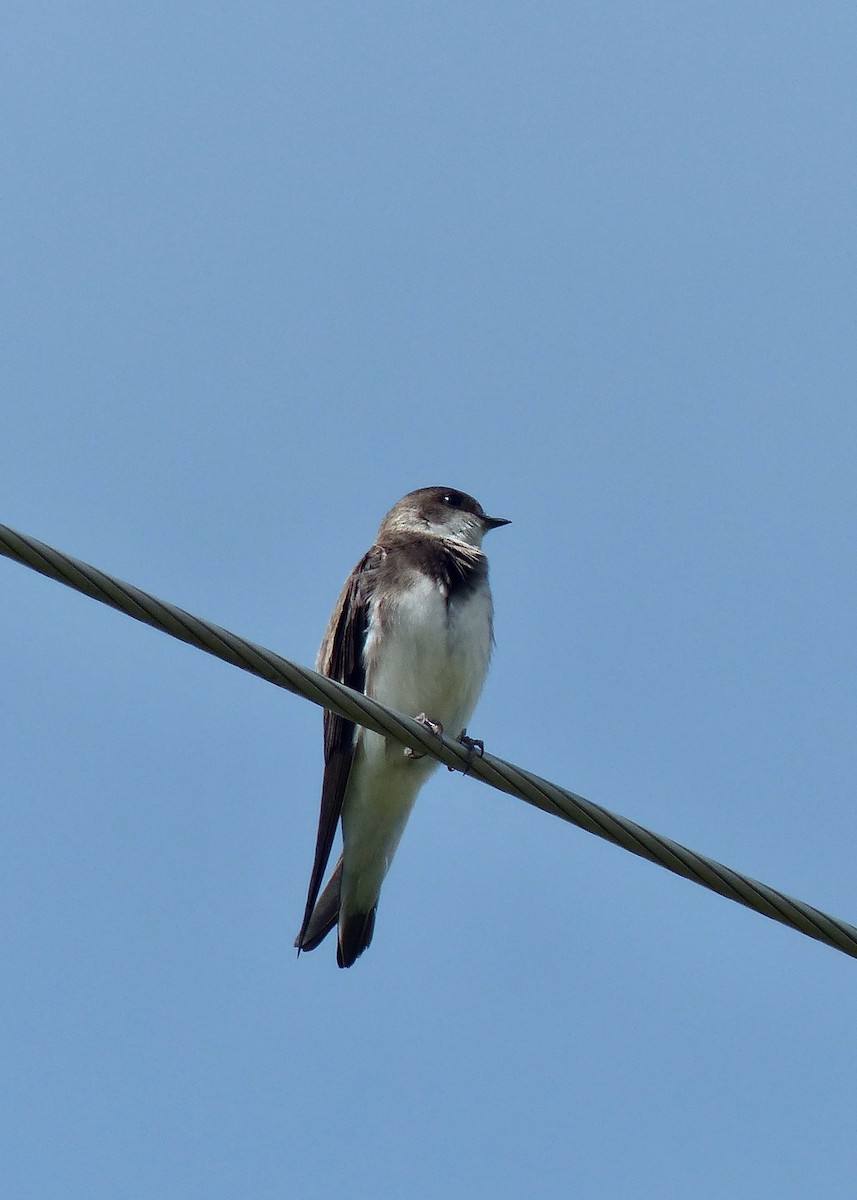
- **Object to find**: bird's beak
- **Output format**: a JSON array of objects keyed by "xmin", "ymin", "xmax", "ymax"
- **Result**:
[{"xmin": 483, "ymin": 515, "xmax": 511, "ymax": 531}]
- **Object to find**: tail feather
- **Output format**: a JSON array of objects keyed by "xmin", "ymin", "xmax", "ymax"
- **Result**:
[
  {"xmin": 295, "ymin": 857, "xmax": 343, "ymax": 953},
  {"xmin": 337, "ymin": 907, "xmax": 377, "ymax": 969},
  {"xmin": 295, "ymin": 854, "xmax": 379, "ymax": 968}
]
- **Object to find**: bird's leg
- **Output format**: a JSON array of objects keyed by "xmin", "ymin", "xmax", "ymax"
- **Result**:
[
  {"xmin": 448, "ymin": 728, "xmax": 485, "ymax": 773},
  {"xmin": 404, "ymin": 713, "xmax": 444, "ymax": 759}
]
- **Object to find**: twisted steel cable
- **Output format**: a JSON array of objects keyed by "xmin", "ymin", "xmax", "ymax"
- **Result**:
[{"xmin": 2, "ymin": 520, "xmax": 855, "ymax": 961}]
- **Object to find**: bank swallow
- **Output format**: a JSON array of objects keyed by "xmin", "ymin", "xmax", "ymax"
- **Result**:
[{"xmin": 295, "ymin": 486, "xmax": 509, "ymax": 968}]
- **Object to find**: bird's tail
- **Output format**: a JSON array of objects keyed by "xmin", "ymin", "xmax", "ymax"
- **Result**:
[
  {"xmin": 337, "ymin": 906, "xmax": 377, "ymax": 969},
  {"xmin": 295, "ymin": 855, "xmax": 378, "ymax": 968},
  {"xmin": 295, "ymin": 857, "xmax": 343, "ymax": 953}
]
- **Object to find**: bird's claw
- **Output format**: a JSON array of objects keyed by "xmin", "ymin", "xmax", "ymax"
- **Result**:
[
  {"xmin": 448, "ymin": 728, "xmax": 485, "ymax": 773},
  {"xmin": 404, "ymin": 713, "xmax": 444, "ymax": 759}
]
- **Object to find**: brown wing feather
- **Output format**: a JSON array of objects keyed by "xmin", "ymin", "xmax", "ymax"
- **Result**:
[{"xmin": 295, "ymin": 546, "xmax": 383, "ymax": 950}]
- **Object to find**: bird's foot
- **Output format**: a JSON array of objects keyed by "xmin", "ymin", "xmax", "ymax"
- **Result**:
[
  {"xmin": 449, "ymin": 728, "xmax": 485, "ymax": 773},
  {"xmin": 404, "ymin": 713, "xmax": 444, "ymax": 759}
]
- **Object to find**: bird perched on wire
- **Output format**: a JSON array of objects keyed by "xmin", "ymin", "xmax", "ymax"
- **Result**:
[{"xmin": 295, "ymin": 486, "xmax": 509, "ymax": 967}]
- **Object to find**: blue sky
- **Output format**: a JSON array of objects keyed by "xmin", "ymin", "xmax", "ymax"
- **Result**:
[{"xmin": 4, "ymin": 4, "xmax": 857, "ymax": 1197}]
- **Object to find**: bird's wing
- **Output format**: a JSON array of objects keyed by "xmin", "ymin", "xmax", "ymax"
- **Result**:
[{"xmin": 295, "ymin": 546, "xmax": 384, "ymax": 949}]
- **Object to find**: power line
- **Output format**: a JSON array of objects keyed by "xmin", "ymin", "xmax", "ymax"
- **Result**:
[{"xmin": 2, "ymin": 519, "xmax": 855, "ymax": 962}]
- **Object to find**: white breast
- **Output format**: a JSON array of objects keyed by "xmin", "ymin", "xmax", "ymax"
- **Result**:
[{"xmin": 365, "ymin": 574, "xmax": 493, "ymax": 740}]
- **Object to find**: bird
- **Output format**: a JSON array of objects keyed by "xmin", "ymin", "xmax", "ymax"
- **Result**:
[{"xmin": 295, "ymin": 486, "xmax": 509, "ymax": 967}]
